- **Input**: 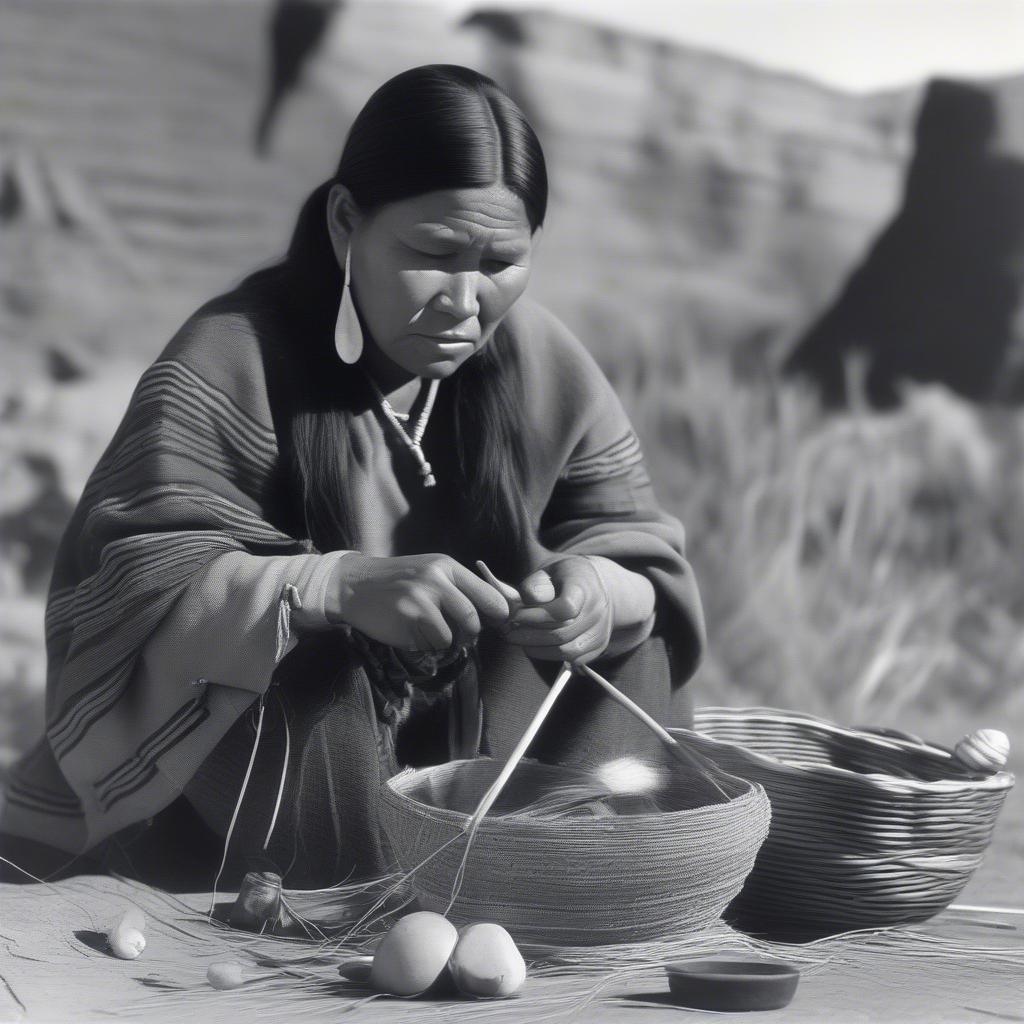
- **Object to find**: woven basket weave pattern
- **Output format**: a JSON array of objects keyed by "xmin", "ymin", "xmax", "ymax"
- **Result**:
[
  {"xmin": 679, "ymin": 708, "xmax": 1015, "ymax": 932},
  {"xmin": 380, "ymin": 756, "xmax": 771, "ymax": 945}
]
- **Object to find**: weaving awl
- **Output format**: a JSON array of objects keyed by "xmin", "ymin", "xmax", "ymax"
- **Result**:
[
  {"xmin": 475, "ymin": 561, "xmax": 729, "ymax": 798},
  {"xmin": 444, "ymin": 661, "xmax": 575, "ymax": 914}
]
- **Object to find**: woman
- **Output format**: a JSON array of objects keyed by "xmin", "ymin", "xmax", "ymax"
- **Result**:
[{"xmin": 1, "ymin": 66, "xmax": 704, "ymax": 888}]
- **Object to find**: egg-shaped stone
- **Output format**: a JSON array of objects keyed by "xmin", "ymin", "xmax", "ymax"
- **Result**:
[
  {"xmin": 449, "ymin": 922, "xmax": 527, "ymax": 998},
  {"xmin": 954, "ymin": 729, "xmax": 1010, "ymax": 774},
  {"xmin": 107, "ymin": 924, "xmax": 146, "ymax": 960},
  {"xmin": 369, "ymin": 912, "xmax": 458, "ymax": 996},
  {"xmin": 115, "ymin": 907, "xmax": 146, "ymax": 933}
]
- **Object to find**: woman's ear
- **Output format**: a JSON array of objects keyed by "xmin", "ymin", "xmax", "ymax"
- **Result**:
[{"xmin": 326, "ymin": 183, "xmax": 362, "ymax": 268}]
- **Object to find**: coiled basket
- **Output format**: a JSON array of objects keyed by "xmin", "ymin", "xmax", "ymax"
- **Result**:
[
  {"xmin": 675, "ymin": 707, "xmax": 1015, "ymax": 935},
  {"xmin": 379, "ymin": 753, "xmax": 771, "ymax": 945}
]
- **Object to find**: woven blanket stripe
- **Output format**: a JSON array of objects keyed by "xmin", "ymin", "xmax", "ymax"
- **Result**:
[
  {"xmin": 82, "ymin": 362, "xmax": 278, "ymax": 505},
  {"xmin": 48, "ymin": 537, "xmax": 224, "ymax": 666},
  {"xmin": 564, "ymin": 452, "xmax": 643, "ymax": 483},
  {"xmin": 564, "ymin": 429, "xmax": 640, "ymax": 470},
  {"xmin": 45, "ymin": 527, "xmax": 273, "ymax": 754},
  {"xmin": 50, "ymin": 661, "xmax": 135, "ymax": 760},
  {"xmin": 74, "ymin": 492, "xmax": 296, "ymax": 591},
  {"xmin": 30, "ymin": 324, "xmax": 316, "ymax": 844},
  {"xmin": 562, "ymin": 430, "xmax": 643, "ymax": 482},
  {"xmin": 4, "ymin": 740, "xmax": 84, "ymax": 818},
  {"xmin": 571, "ymin": 429, "xmax": 640, "ymax": 465},
  {"xmin": 142, "ymin": 360, "xmax": 279, "ymax": 457},
  {"xmin": 5, "ymin": 782, "xmax": 84, "ymax": 818},
  {"xmin": 95, "ymin": 698, "xmax": 211, "ymax": 811},
  {"xmin": 87, "ymin": 421, "xmax": 268, "ymax": 503},
  {"xmin": 94, "ymin": 695, "xmax": 207, "ymax": 791},
  {"xmin": 46, "ymin": 536, "xmax": 235, "ymax": 704},
  {"xmin": 43, "ymin": 351, "xmax": 297, "ymax": 760},
  {"xmin": 47, "ymin": 530, "xmax": 241, "ymax": 640},
  {"xmin": 5, "ymin": 771, "xmax": 84, "ymax": 816},
  {"xmin": 80, "ymin": 399, "xmax": 272, "ymax": 507}
]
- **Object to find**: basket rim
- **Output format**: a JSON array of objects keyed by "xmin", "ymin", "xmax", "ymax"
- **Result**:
[
  {"xmin": 695, "ymin": 706, "xmax": 952, "ymax": 756},
  {"xmin": 381, "ymin": 756, "xmax": 771, "ymax": 828},
  {"xmin": 679, "ymin": 707, "xmax": 1014, "ymax": 795}
]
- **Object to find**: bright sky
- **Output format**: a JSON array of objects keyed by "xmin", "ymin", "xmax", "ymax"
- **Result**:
[{"xmin": 433, "ymin": 0, "xmax": 1024, "ymax": 93}]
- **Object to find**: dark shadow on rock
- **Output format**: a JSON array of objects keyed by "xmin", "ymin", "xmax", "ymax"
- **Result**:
[
  {"xmin": 46, "ymin": 346, "xmax": 87, "ymax": 384},
  {"xmin": 785, "ymin": 78, "xmax": 1024, "ymax": 407},
  {"xmin": 461, "ymin": 10, "xmax": 528, "ymax": 46},
  {"xmin": 0, "ymin": 454, "xmax": 76, "ymax": 595},
  {"xmin": 254, "ymin": 0, "xmax": 342, "ymax": 157}
]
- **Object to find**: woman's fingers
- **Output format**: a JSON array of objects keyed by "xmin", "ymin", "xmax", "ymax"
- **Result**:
[
  {"xmin": 410, "ymin": 561, "xmax": 505, "ymax": 650},
  {"xmin": 510, "ymin": 582, "xmax": 587, "ymax": 626},
  {"xmin": 503, "ymin": 557, "xmax": 612, "ymax": 661},
  {"xmin": 448, "ymin": 562, "xmax": 512, "ymax": 622},
  {"xmin": 518, "ymin": 568, "xmax": 556, "ymax": 605},
  {"xmin": 434, "ymin": 583, "xmax": 483, "ymax": 643},
  {"xmin": 509, "ymin": 604, "xmax": 573, "ymax": 627},
  {"xmin": 504, "ymin": 600, "xmax": 605, "ymax": 647},
  {"xmin": 410, "ymin": 601, "xmax": 454, "ymax": 652},
  {"xmin": 394, "ymin": 590, "xmax": 451, "ymax": 650},
  {"xmin": 475, "ymin": 561, "xmax": 523, "ymax": 613},
  {"xmin": 556, "ymin": 581, "xmax": 587, "ymax": 618},
  {"xmin": 516, "ymin": 622, "xmax": 609, "ymax": 663},
  {"xmin": 330, "ymin": 553, "xmax": 513, "ymax": 652}
]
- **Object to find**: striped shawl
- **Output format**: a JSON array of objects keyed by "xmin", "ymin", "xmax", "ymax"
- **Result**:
[{"xmin": 2, "ymin": 288, "xmax": 705, "ymax": 855}]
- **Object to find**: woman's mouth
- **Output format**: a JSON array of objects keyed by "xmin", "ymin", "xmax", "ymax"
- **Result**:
[{"xmin": 412, "ymin": 334, "xmax": 476, "ymax": 349}]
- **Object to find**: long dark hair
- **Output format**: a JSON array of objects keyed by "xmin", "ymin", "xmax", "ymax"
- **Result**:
[{"xmin": 250, "ymin": 65, "xmax": 547, "ymax": 580}]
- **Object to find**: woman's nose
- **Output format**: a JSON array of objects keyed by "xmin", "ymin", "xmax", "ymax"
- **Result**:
[{"xmin": 435, "ymin": 272, "xmax": 481, "ymax": 319}]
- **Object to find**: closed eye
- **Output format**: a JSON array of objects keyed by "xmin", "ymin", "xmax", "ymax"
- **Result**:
[{"xmin": 404, "ymin": 242, "xmax": 456, "ymax": 259}]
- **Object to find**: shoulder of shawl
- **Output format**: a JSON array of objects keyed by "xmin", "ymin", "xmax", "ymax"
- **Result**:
[
  {"xmin": 155, "ymin": 284, "xmax": 284, "ymax": 432},
  {"xmin": 499, "ymin": 297, "xmax": 615, "ymax": 432},
  {"xmin": 500, "ymin": 296, "xmax": 585, "ymax": 358}
]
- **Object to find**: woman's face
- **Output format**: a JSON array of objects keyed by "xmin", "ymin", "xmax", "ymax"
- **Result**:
[{"xmin": 330, "ymin": 184, "xmax": 538, "ymax": 380}]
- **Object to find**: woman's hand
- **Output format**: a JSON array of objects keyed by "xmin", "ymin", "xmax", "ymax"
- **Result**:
[
  {"xmin": 325, "ymin": 553, "xmax": 510, "ymax": 652},
  {"xmin": 504, "ymin": 555, "xmax": 613, "ymax": 665}
]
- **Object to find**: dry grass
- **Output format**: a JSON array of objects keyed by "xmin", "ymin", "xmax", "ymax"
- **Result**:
[{"xmin": 587, "ymin": 306, "xmax": 1024, "ymax": 739}]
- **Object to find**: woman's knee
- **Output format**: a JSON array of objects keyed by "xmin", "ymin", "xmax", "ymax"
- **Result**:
[
  {"xmin": 597, "ymin": 632, "xmax": 695, "ymax": 731},
  {"xmin": 528, "ymin": 634, "xmax": 685, "ymax": 763},
  {"xmin": 477, "ymin": 631, "xmax": 694, "ymax": 762}
]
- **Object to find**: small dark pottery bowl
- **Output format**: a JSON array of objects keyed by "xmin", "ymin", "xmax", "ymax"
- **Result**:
[{"xmin": 665, "ymin": 959, "xmax": 800, "ymax": 1012}]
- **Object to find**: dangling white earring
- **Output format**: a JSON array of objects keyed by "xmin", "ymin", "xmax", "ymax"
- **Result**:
[{"xmin": 334, "ymin": 244, "xmax": 364, "ymax": 365}]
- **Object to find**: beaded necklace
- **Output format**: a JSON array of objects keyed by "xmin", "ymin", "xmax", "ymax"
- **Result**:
[{"xmin": 366, "ymin": 374, "xmax": 440, "ymax": 487}]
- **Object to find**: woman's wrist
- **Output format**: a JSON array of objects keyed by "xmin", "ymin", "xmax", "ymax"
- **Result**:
[
  {"xmin": 290, "ymin": 550, "xmax": 358, "ymax": 631},
  {"xmin": 585, "ymin": 555, "xmax": 656, "ymax": 631},
  {"xmin": 321, "ymin": 551, "xmax": 366, "ymax": 626}
]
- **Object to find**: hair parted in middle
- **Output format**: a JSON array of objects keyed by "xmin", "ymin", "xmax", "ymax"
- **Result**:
[{"xmin": 251, "ymin": 65, "xmax": 548, "ymax": 580}]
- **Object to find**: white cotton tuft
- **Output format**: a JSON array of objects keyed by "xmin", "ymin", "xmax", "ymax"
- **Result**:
[{"xmin": 592, "ymin": 757, "xmax": 665, "ymax": 796}]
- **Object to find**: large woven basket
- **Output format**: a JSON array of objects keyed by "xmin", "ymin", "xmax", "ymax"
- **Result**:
[
  {"xmin": 675, "ymin": 707, "xmax": 1015, "ymax": 935},
  {"xmin": 379, "ymin": 753, "xmax": 771, "ymax": 945}
]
